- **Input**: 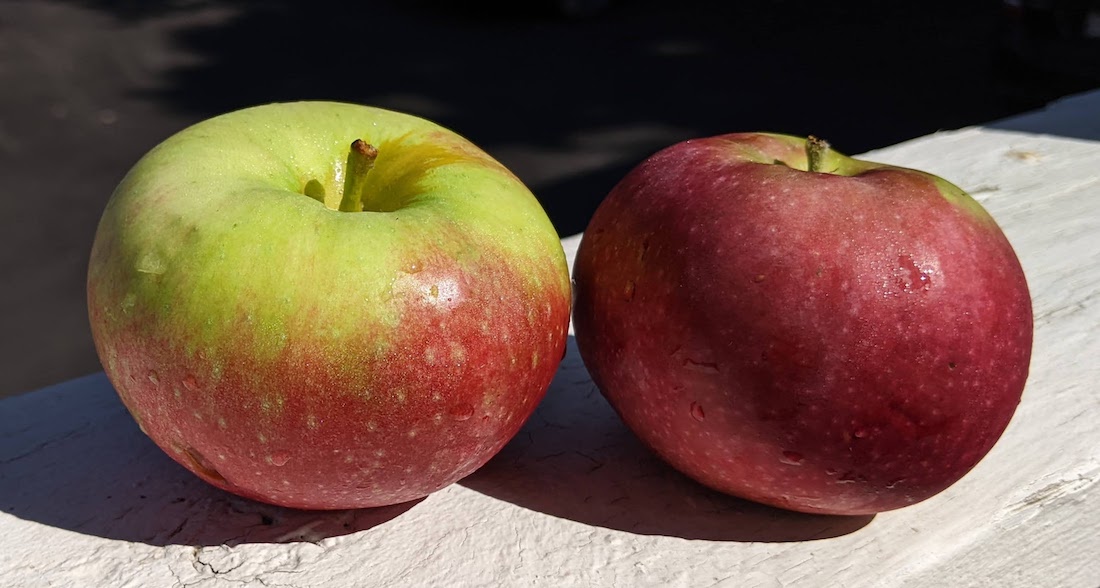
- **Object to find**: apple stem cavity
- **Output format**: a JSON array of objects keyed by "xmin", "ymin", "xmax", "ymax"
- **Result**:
[
  {"xmin": 806, "ymin": 136, "xmax": 830, "ymax": 174},
  {"xmin": 338, "ymin": 139, "xmax": 380, "ymax": 212}
]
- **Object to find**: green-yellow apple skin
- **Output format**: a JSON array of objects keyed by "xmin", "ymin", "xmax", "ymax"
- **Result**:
[
  {"xmin": 572, "ymin": 133, "xmax": 1033, "ymax": 515},
  {"xmin": 88, "ymin": 102, "xmax": 571, "ymax": 510}
]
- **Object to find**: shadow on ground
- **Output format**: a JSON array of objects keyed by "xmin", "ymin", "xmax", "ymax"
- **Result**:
[
  {"xmin": 461, "ymin": 338, "xmax": 875, "ymax": 542},
  {"xmin": 0, "ymin": 374, "xmax": 419, "ymax": 546},
  {"xmin": 0, "ymin": 341, "xmax": 871, "ymax": 545}
]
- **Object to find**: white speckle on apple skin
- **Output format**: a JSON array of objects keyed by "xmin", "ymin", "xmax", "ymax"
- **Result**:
[
  {"xmin": 121, "ymin": 292, "xmax": 137, "ymax": 313},
  {"xmin": 449, "ymin": 343, "xmax": 466, "ymax": 364}
]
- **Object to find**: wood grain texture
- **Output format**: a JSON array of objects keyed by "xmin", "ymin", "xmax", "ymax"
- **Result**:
[{"xmin": 3, "ymin": 91, "xmax": 1099, "ymax": 588}]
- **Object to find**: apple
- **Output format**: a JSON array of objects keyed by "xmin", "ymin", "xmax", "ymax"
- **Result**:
[
  {"xmin": 87, "ymin": 102, "xmax": 571, "ymax": 510},
  {"xmin": 572, "ymin": 133, "xmax": 1033, "ymax": 515}
]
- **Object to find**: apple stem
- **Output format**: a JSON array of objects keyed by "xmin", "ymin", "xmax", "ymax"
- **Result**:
[
  {"xmin": 806, "ymin": 136, "xmax": 829, "ymax": 173},
  {"xmin": 338, "ymin": 139, "xmax": 379, "ymax": 212}
]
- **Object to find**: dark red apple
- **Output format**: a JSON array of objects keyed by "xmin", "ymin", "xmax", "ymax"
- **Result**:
[{"xmin": 572, "ymin": 133, "xmax": 1033, "ymax": 515}]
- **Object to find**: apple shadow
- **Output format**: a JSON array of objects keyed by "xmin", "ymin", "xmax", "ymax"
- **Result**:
[
  {"xmin": 0, "ymin": 373, "xmax": 419, "ymax": 547},
  {"xmin": 460, "ymin": 336, "xmax": 874, "ymax": 542},
  {"xmin": 2, "ymin": 346, "xmax": 871, "ymax": 546}
]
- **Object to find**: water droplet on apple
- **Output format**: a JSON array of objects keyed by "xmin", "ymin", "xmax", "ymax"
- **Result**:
[
  {"xmin": 405, "ymin": 261, "xmax": 423, "ymax": 274},
  {"xmin": 780, "ymin": 450, "xmax": 804, "ymax": 465},
  {"xmin": 853, "ymin": 427, "xmax": 869, "ymax": 439},
  {"xmin": 837, "ymin": 471, "xmax": 863, "ymax": 484},
  {"xmin": 690, "ymin": 402, "xmax": 706, "ymax": 422},
  {"xmin": 147, "ymin": 370, "xmax": 160, "ymax": 386},
  {"xmin": 918, "ymin": 271, "xmax": 932, "ymax": 289},
  {"xmin": 448, "ymin": 403, "xmax": 474, "ymax": 421},
  {"xmin": 182, "ymin": 375, "xmax": 199, "ymax": 391},
  {"xmin": 672, "ymin": 347, "xmax": 720, "ymax": 374},
  {"xmin": 896, "ymin": 254, "xmax": 934, "ymax": 293},
  {"xmin": 136, "ymin": 251, "xmax": 166, "ymax": 275},
  {"xmin": 270, "ymin": 452, "xmax": 290, "ymax": 466},
  {"xmin": 179, "ymin": 445, "xmax": 228, "ymax": 485},
  {"xmin": 684, "ymin": 358, "xmax": 719, "ymax": 373}
]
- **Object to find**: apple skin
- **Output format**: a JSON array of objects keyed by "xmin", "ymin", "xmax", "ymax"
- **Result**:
[
  {"xmin": 572, "ymin": 133, "xmax": 1033, "ymax": 515},
  {"xmin": 88, "ymin": 102, "xmax": 571, "ymax": 510}
]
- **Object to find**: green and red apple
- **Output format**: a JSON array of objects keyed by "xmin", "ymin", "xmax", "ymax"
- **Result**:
[
  {"xmin": 572, "ymin": 133, "xmax": 1033, "ymax": 515},
  {"xmin": 88, "ymin": 102, "xmax": 571, "ymax": 510}
]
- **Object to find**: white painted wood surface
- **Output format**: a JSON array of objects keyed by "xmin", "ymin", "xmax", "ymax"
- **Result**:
[{"xmin": 3, "ymin": 91, "xmax": 1099, "ymax": 588}]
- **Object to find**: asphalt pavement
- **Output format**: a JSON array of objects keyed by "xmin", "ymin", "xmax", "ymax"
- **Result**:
[{"xmin": 1, "ymin": 0, "xmax": 1094, "ymax": 398}]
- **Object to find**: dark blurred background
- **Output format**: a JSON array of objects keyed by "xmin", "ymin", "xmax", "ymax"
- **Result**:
[{"xmin": 2, "ymin": 0, "xmax": 1097, "ymax": 398}]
